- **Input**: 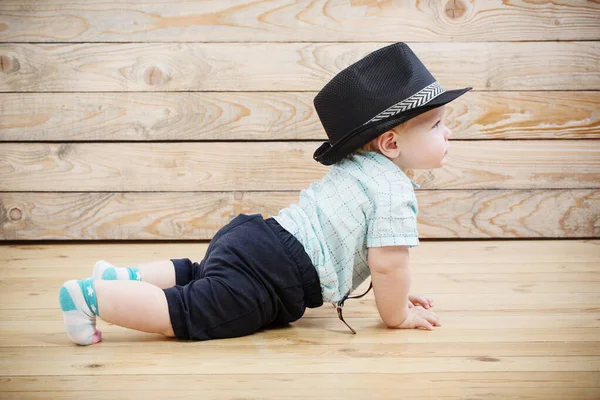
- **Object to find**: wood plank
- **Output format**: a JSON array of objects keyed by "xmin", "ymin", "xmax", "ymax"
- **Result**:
[
  {"xmin": 1, "ymin": 141, "xmax": 599, "ymax": 192},
  {"xmin": 1, "ymin": 372, "xmax": 599, "ymax": 392},
  {"xmin": 2, "ymin": 387, "xmax": 599, "ymax": 400},
  {"xmin": 2, "ymin": 241, "xmax": 598, "ymax": 265},
  {"xmin": 1, "ymin": 91, "xmax": 598, "ymax": 141},
  {"xmin": 1, "ymin": 190, "xmax": 599, "ymax": 240},
  {"xmin": 2, "ymin": 345, "xmax": 599, "ymax": 375},
  {"xmin": 2, "ymin": 309, "xmax": 599, "ymax": 345},
  {"xmin": 0, "ymin": 308, "xmax": 600, "ymax": 348},
  {"xmin": 2, "ymin": 322, "xmax": 599, "ymax": 347},
  {"xmin": 1, "ymin": 42, "xmax": 598, "ymax": 92},
  {"xmin": 1, "ymin": 1, "xmax": 599, "ymax": 43},
  {"xmin": 2, "ymin": 309, "xmax": 599, "ymax": 348}
]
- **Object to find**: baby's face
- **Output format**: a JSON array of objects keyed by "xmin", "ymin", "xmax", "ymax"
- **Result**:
[{"xmin": 392, "ymin": 106, "xmax": 452, "ymax": 170}]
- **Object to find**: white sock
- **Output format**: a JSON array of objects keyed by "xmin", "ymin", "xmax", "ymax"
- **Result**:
[
  {"xmin": 93, "ymin": 260, "xmax": 141, "ymax": 281},
  {"xmin": 58, "ymin": 279, "xmax": 102, "ymax": 346}
]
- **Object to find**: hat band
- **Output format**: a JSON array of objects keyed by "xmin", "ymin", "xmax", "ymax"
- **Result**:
[{"xmin": 363, "ymin": 81, "xmax": 445, "ymax": 126}]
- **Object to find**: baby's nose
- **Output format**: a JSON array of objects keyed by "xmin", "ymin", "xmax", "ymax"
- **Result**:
[{"xmin": 444, "ymin": 127, "xmax": 452, "ymax": 139}]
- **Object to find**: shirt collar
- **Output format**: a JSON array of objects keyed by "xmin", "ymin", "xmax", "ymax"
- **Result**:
[{"xmin": 362, "ymin": 152, "xmax": 421, "ymax": 189}]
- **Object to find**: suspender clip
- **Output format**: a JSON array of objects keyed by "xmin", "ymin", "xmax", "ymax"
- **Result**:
[{"xmin": 333, "ymin": 282, "xmax": 373, "ymax": 335}]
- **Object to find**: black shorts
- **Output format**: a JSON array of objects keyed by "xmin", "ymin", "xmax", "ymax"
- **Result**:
[{"xmin": 163, "ymin": 213, "xmax": 323, "ymax": 340}]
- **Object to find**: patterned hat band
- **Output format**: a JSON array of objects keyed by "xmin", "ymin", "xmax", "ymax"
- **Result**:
[{"xmin": 363, "ymin": 81, "xmax": 446, "ymax": 126}]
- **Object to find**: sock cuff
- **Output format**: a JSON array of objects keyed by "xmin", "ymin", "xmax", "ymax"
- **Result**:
[
  {"xmin": 127, "ymin": 267, "xmax": 141, "ymax": 281},
  {"xmin": 78, "ymin": 278, "xmax": 99, "ymax": 316}
]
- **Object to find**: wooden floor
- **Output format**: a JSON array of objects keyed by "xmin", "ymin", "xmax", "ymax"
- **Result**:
[{"xmin": 0, "ymin": 240, "xmax": 599, "ymax": 399}]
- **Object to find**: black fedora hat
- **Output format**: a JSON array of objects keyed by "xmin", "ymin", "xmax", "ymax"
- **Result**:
[{"xmin": 313, "ymin": 43, "xmax": 472, "ymax": 166}]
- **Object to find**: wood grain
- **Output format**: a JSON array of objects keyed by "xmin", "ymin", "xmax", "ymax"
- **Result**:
[
  {"xmin": 2, "ymin": 316, "xmax": 600, "ymax": 347},
  {"xmin": 1, "ymin": 372, "xmax": 599, "ymax": 391},
  {"xmin": 1, "ymin": 190, "xmax": 598, "ymax": 240},
  {"xmin": 1, "ymin": 142, "xmax": 598, "ymax": 192},
  {"xmin": 0, "ymin": 0, "xmax": 599, "ymax": 396},
  {"xmin": 0, "ymin": 241, "xmax": 598, "ymax": 397},
  {"xmin": 1, "ymin": 388, "xmax": 599, "ymax": 400},
  {"xmin": 1, "ymin": 0, "xmax": 599, "ymax": 42},
  {"xmin": 2, "ymin": 310, "xmax": 599, "ymax": 346},
  {"xmin": 1, "ymin": 91, "xmax": 598, "ymax": 141},
  {"xmin": 2, "ymin": 388, "xmax": 600, "ymax": 400},
  {"xmin": 1, "ymin": 348, "xmax": 599, "ymax": 375},
  {"xmin": 1, "ymin": 42, "xmax": 598, "ymax": 92},
  {"xmin": 0, "ymin": 312, "xmax": 600, "ymax": 346},
  {"xmin": 2, "ymin": 322, "xmax": 599, "ymax": 347},
  {"xmin": 3, "ymin": 241, "xmax": 597, "ymax": 264}
]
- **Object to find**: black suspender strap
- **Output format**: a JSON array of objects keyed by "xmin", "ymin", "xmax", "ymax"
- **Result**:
[{"xmin": 333, "ymin": 281, "xmax": 373, "ymax": 334}]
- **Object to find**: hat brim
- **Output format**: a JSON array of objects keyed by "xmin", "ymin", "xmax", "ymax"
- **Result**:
[{"xmin": 313, "ymin": 87, "xmax": 473, "ymax": 166}]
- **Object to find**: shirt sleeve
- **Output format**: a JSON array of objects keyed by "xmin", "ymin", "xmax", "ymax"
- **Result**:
[{"xmin": 366, "ymin": 178, "xmax": 419, "ymax": 248}]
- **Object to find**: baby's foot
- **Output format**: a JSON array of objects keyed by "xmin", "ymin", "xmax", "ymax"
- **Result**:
[
  {"xmin": 59, "ymin": 279, "xmax": 102, "ymax": 345},
  {"xmin": 93, "ymin": 260, "xmax": 141, "ymax": 281}
]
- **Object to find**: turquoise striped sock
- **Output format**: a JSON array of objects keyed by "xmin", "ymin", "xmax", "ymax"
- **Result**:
[
  {"xmin": 93, "ymin": 260, "xmax": 141, "ymax": 281},
  {"xmin": 59, "ymin": 278, "xmax": 102, "ymax": 345}
]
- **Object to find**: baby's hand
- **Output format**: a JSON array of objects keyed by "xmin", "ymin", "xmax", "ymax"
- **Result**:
[
  {"xmin": 408, "ymin": 293, "xmax": 433, "ymax": 309},
  {"xmin": 396, "ymin": 306, "xmax": 441, "ymax": 330}
]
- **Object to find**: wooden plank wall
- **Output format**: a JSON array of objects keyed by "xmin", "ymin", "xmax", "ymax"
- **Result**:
[{"xmin": 0, "ymin": 0, "xmax": 599, "ymax": 241}]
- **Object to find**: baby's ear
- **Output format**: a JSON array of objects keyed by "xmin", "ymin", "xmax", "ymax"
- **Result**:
[{"xmin": 378, "ymin": 131, "xmax": 401, "ymax": 158}]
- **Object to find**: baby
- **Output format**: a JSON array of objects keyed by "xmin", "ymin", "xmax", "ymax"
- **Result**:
[{"xmin": 59, "ymin": 42, "xmax": 471, "ymax": 345}]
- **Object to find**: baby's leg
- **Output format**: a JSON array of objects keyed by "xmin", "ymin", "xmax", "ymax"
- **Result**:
[
  {"xmin": 93, "ymin": 260, "xmax": 176, "ymax": 288},
  {"xmin": 94, "ymin": 280, "xmax": 175, "ymax": 337},
  {"xmin": 59, "ymin": 278, "xmax": 174, "ymax": 345}
]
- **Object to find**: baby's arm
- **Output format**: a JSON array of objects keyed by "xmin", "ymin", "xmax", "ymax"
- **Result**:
[
  {"xmin": 368, "ymin": 246, "xmax": 412, "ymax": 327},
  {"xmin": 368, "ymin": 246, "xmax": 440, "ymax": 330}
]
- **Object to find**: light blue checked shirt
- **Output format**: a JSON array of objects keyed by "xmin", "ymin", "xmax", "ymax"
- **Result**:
[{"xmin": 273, "ymin": 151, "xmax": 420, "ymax": 303}]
